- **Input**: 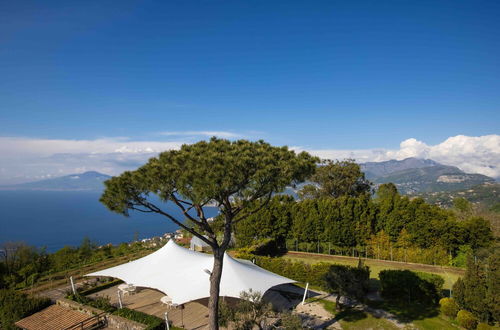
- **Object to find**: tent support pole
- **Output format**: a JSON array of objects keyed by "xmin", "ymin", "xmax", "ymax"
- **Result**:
[
  {"xmin": 70, "ymin": 276, "xmax": 76, "ymax": 295},
  {"xmin": 117, "ymin": 290, "xmax": 123, "ymax": 309},
  {"xmin": 301, "ymin": 282, "xmax": 309, "ymax": 305},
  {"xmin": 165, "ymin": 312, "xmax": 170, "ymax": 330}
]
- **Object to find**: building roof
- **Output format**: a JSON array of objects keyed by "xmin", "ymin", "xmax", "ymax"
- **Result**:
[
  {"xmin": 15, "ymin": 305, "xmax": 90, "ymax": 330},
  {"xmin": 86, "ymin": 240, "xmax": 295, "ymax": 305}
]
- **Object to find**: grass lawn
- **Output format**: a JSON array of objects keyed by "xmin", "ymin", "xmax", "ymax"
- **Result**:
[
  {"xmin": 338, "ymin": 310, "xmax": 400, "ymax": 330},
  {"xmin": 282, "ymin": 252, "xmax": 462, "ymax": 291},
  {"xmin": 366, "ymin": 300, "xmax": 461, "ymax": 330},
  {"xmin": 311, "ymin": 297, "xmax": 460, "ymax": 330},
  {"xmin": 412, "ymin": 316, "xmax": 460, "ymax": 330},
  {"xmin": 312, "ymin": 298, "xmax": 400, "ymax": 330}
]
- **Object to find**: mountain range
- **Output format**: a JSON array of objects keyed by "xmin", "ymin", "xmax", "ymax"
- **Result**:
[
  {"xmin": 360, "ymin": 158, "xmax": 496, "ymax": 194},
  {"xmin": 0, "ymin": 158, "xmax": 496, "ymax": 195},
  {"xmin": 0, "ymin": 171, "xmax": 111, "ymax": 191}
]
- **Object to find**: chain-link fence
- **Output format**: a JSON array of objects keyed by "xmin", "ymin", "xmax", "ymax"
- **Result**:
[{"xmin": 284, "ymin": 239, "xmax": 450, "ymax": 265}]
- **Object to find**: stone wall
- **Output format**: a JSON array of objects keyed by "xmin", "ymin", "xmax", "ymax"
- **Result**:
[
  {"xmin": 56, "ymin": 298, "xmax": 147, "ymax": 330},
  {"xmin": 107, "ymin": 314, "xmax": 147, "ymax": 330}
]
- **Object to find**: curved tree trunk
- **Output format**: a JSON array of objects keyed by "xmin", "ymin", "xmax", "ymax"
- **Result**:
[{"xmin": 208, "ymin": 248, "xmax": 224, "ymax": 330}]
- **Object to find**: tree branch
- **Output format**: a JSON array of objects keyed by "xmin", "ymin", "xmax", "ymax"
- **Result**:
[
  {"xmin": 169, "ymin": 194, "xmax": 204, "ymax": 226},
  {"xmin": 134, "ymin": 199, "xmax": 217, "ymax": 248}
]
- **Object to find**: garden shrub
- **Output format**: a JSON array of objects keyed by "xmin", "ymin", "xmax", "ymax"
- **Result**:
[
  {"xmin": 280, "ymin": 311, "xmax": 303, "ymax": 329},
  {"xmin": 439, "ymin": 297, "xmax": 459, "ymax": 318},
  {"xmin": 476, "ymin": 323, "xmax": 492, "ymax": 330},
  {"xmin": 0, "ymin": 289, "xmax": 51, "ymax": 330},
  {"xmin": 457, "ymin": 310, "xmax": 478, "ymax": 330},
  {"xmin": 112, "ymin": 308, "xmax": 164, "ymax": 330},
  {"xmin": 379, "ymin": 270, "xmax": 444, "ymax": 304},
  {"xmin": 67, "ymin": 293, "xmax": 116, "ymax": 313},
  {"xmin": 235, "ymin": 252, "xmax": 330, "ymax": 288},
  {"xmin": 324, "ymin": 261, "xmax": 370, "ymax": 309}
]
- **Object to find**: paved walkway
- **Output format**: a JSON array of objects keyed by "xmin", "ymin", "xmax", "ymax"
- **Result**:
[
  {"xmin": 38, "ymin": 280, "xmax": 86, "ymax": 302},
  {"xmin": 91, "ymin": 285, "xmax": 211, "ymax": 329}
]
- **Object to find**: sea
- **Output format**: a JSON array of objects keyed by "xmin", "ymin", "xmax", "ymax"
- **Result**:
[{"xmin": 0, "ymin": 190, "xmax": 218, "ymax": 252}]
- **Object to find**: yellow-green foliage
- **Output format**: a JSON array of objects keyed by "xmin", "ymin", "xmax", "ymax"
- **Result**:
[
  {"xmin": 235, "ymin": 252, "xmax": 330, "ymax": 288},
  {"xmin": 367, "ymin": 230, "xmax": 450, "ymax": 265},
  {"xmin": 439, "ymin": 297, "xmax": 459, "ymax": 318},
  {"xmin": 457, "ymin": 310, "xmax": 478, "ymax": 330},
  {"xmin": 476, "ymin": 323, "xmax": 492, "ymax": 330}
]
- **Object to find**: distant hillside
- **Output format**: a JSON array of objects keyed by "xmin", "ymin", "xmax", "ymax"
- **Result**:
[
  {"xmin": 417, "ymin": 183, "xmax": 500, "ymax": 209},
  {"xmin": 0, "ymin": 171, "xmax": 111, "ymax": 191},
  {"xmin": 361, "ymin": 157, "xmax": 439, "ymax": 179},
  {"xmin": 360, "ymin": 158, "xmax": 495, "ymax": 194}
]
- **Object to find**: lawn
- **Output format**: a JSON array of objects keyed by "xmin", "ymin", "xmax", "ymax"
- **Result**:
[
  {"xmin": 285, "ymin": 252, "xmax": 466, "ymax": 329},
  {"xmin": 312, "ymin": 298, "xmax": 400, "ymax": 330},
  {"xmin": 310, "ymin": 297, "xmax": 459, "ymax": 330},
  {"xmin": 282, "ymin": 252, "xmax": 463, "ymax": 291},
  {"xmin": 412, "ymin": 316, "xmax": 460, "ymax": 330},
  {"xmin": 338, "ymin": 310, "xmax": 400, "ymax": 330}
]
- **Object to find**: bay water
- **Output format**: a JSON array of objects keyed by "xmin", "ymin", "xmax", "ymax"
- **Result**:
[{"xmin": 0, "ymin": 190, "xmax": 218, "ymax": 252}]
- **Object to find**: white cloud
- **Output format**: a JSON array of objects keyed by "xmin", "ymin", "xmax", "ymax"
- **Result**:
[
  {"xmin": 0, "ymin": 137, "xmax": 185, "ymax": 184},
  {"xmin": 159, "ymin": 131, "xmax": 242, "ymax": 139},
  {"xmin": 298, "ymin": 134, "xmax": 500, "ymax": 178},
  {"xmin": 0, "ymin": 134, "xmax": 498, "ymax": 185}
]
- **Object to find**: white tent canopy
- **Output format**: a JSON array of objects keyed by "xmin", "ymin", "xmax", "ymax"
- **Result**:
[{"xmin": 86, "ymin": 240, "xmax": 295, "ymax": 305}]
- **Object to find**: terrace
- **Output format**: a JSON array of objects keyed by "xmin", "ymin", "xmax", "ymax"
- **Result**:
[{"xmin": 88, "ymin": 286, "xmax": 211, "ymax": 329}]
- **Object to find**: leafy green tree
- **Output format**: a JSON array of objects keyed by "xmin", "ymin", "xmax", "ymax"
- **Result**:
[
  {"xmin": 461, "ymin": 217, "xmax": 493, "ymax": 250},
  {"xmin": 234, "ymin": 195, "xmax": 294, "ymax": 249},
  {"xmin": 99, "ymin": 138, "xmax": 317, "ymax": 329},
  {"xmin": 299, "ymin": 159, "xmax": 371, "ymax": 199},
  {"xmin": 234, "ymin": 290, "xmax": 273, "ymax": 330},
  {"xmin": 454, "ymin": 197, "xmax": 473, "ymax": 218},
  {"xmin": 452, "ymin": 245, "xmax": 472, "ymax": 267},
  {"xmin": 453, "ymin": 253, "xmax": 498, "ymax": 323},
  {"xmin": 324, "ymin": 261, "xmax": 370, "ymax": 310},
  {"xmin": 379, "ymin": 270, "xmax": 443, "ymax": 305},
  {"xmin": 460, "ymin": 261, "xmax": 484, "ymax": 314},
  {"xmin": 0, "ymin": 289, "xmax": 51, "ymax": 330},
  {"xmin": 79, "ymin": 237, "xmax": 95, "ymax": 261},
  {"xmin": 376, "ymin": 183, "xmax": 398, "ymax": 201}
]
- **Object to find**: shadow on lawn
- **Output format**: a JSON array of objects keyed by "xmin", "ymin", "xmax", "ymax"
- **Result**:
[
  {"xmin": 367, "ymin": 299, "xmax": 439, "ymax": 323},
  {"xmin": 335, "ymin": 309, "xmax": 368, "ymax": 322}
]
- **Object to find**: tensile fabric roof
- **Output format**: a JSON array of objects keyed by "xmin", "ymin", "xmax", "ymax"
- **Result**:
[{"xmin": 86, "ymin": 239, "xmax": 295, "ymax": 305}]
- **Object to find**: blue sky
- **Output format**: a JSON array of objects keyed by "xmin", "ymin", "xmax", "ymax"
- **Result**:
[{"xmin": 0, "ymin": 1, "xmax": 499, "ymax": 183}]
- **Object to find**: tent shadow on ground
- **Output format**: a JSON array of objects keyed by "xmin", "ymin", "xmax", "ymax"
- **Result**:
[{"xmin": 263, "ymin": 283, "xmax": 321, "ymax": 311}]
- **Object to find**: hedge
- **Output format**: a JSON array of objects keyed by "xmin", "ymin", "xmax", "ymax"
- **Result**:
[
  {"xmin": 235, "ymin": 252, "xmax": 330, "ymax": 288},
  {"xmin": 67, "ymin": 294, "xmax": 117, "ymax": 313},
  {"xmin": 79, "ymin": 279, "xmax": 124, "ymax": 296},
  {"xmin": 379, "ymin": 270, "xmax": 444, "ymax": 304},
  {"xmin": 112, "ymin": 308, "xmax": 164, "ymax": 330}
]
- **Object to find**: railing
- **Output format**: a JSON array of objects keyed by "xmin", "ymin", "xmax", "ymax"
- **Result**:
[{"xmin": 63, "ymin": 312, "xmax": 107, "ymax": 330}]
